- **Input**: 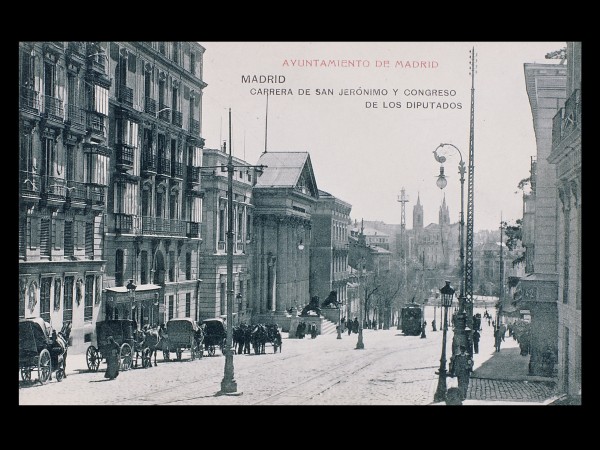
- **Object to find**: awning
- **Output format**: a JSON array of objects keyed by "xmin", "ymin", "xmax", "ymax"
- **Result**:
[
  {"xmin": 105, "ymin": 284, "xmax": 162, "ymax": 304},
  {"xmin": 105, "ymin": 284, "xmax": 161, "ymax": 293}
]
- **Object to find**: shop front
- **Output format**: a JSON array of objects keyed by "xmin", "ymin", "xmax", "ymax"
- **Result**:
[{"xmin": 104, "ymin": 284, "xmax": 163, "ymax": 329}]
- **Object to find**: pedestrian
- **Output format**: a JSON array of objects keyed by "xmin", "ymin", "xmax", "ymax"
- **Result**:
[
  {"xmin": 494, "ymin": 327, "xmax": 502, "ymax": 352},
  {"xmin": 310, "ymin": 324, "xmax": 318, "ymax": 339},
  {"xmin": 348, "ymin": 319, "xmax": 352, "ymax": 335},
  {"xmin": 432, "ymin": 318, "xmax": 437, "ymax": 331},
  {"xmin": 104, "ymin": 336, "xmax": 120, "ymax": 380},
  {"xmin": 472, "ymin": 329, "xmax": 480, "ymax": 354},
  {"xmin": 372, "ymin": 319, "xmax": 377, "ymax": 330},
  {"xmin": 341, "ymin": 317, "xmax": 346, "ymax": 332},
  {"xmin": 353, "ymin": 317, "xmax": 359, "ymax": 334},
  {"xmin": 450, "ymin": 345, "xmax": 473, "ymax": 400}
]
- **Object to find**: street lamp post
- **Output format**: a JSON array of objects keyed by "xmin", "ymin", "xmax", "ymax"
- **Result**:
[
  {"xmin": 434, "ymin": 280, "xmax": 455, "ymax": 403},
  {"xmin": 127, "ymin": 279, "xmax": 137, "ymax": 322},
  {"xmin": 433, "ymin": 143, "xmax": 470, "ymax": 354}
]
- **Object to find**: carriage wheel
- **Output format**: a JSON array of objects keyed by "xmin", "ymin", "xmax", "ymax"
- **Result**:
[
  {"xmin": 56, "ymin": 368, "xmax": 65, "ymax": 382},
  {"xmin": 38, "ymin": 349, "xmax": 51, "ymax": 384},
  {"xmin": 141, "ymin": 348, "xmax": 151, "ymax": 368},
  {"xmin": 120, "ymin": 343, "xmax": 133, "ymax": 371},
  {"xmin": 86, "ymin": 346, "xmax": 101, "ymax": 372},
  {"xmin": 176, "ymin": 349, "xmax": 182, "ymax": 361},
  {"xmin": 208, "ymin": 345, "xmax": 216, "ymax": 356},
  {"xmin": 20, "ymin": 367, "xmax": 32, "ymax": 382}
]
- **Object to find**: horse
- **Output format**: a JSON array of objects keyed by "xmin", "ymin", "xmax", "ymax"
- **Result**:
[
  {"xmin": 50, "ymin": 321, "xmax": 72, "ymax": 379},
  {"xmin": 321, "ymin": 290, "xmax": 340, "ymax": 308},
  {"xmin": 194, "ymin": 323, "xmax": 205, "ymax": 358},
  {"xmin": 143, "ymin": 325, "xmax": 165, "ymax": 366},
  {"xmin": 266, "ymin": 323, "xmax": 282, "ymax": 353},
  {"xmin": 251, "ymin": 324, "xmax": 268, "ymax": 355},
  {"xmin": 233, "ymin": 323, "xmax": 247, "ymax": 355}
]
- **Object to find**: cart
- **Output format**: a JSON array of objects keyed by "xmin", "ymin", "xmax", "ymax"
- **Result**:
[
  {"xmin": 164, "ymin": 318, "xmax": 203, "ymax": 361},
  {"xmin": 19, "ymin": 318, "xmax": 65, "ymax": 384},
  {"xmin": 85, "ymin": 319, "xmax": 136, "ymax": 372},
  {"xmin": 202, "ymin": 318, "xmax": 226, "ymax": 356}
]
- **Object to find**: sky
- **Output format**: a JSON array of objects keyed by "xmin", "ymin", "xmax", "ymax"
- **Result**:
[{"xmin": 199, "ymin": 42, "xmax": 564, "ymax": 232}]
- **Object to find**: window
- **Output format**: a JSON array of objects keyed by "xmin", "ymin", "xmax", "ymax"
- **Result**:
[
  {"xmin": 90, "ymin": 85, "xmax": 109, "ymax": 116},
  {"xmin": 142, "ymin": 189, "xmax": 151, "ymax": 217},
  {"xmin": 173, "ymin": 42, "xmax": 180, "ymax": 64},
  {"xmin": 156, "ymin": 191, "xmax": 164, "ymax": 219},
  {"xmin": 44, "ymin": 61, "xmax": 56, "ymax": 97},
  {"xmin": 169, "ymin": 250, "xmax": 175, "ymax": 282},
  {"xmin": 168, "ymin": 295, "xmax": 174, "ymax": 320},
  {"xmin": 66, "ymin": 145, "xmax": 75, "ymax": 182},
  {"xmin": 186, "ymin": 252, "xmax": 192, "ymax": 280},
  {"xmin": 237, "ymin": 209, "xmax": 243, "ymax": 241},
  {"xmin": 246, "ymin": 214, "xmax": 252, "ymax": 241},
  {"xmin": 84, "ymin": 153, "xmax": 108, "ymax": 186},
  {"xmin": 64, "ymin": 221, "xmax": 74, "ymax": 257},
  {"xmin": 115, "ymin": 249, "xmax": 124, "ymax": 287},
  {"xmin": 64, "ymin": 276, "xmax": 73, "ymax": 322},
  {"xmin": 40, "ymin": 278, "xmax": 51, "ymax": 322},
  {"xmin": 84, "ymin": 275, "xmax": 94, "ymax": 321},
  {"xmin": 20, "ymin": 47, "xmax": 35, "ymax": 87},
  {"xmin": 42, "ymin": 137, "xmax": 56, "ymax": 180},
  {"xmin": 158, "ymin": 79, "xmax": 166, "ymax": 110},
  {"xmin": 119, "ymin": 119, "xmax": 139, "ymax": 147},
  {"xmin": 85, "ymin": 221, "xmax": 94, "ymax": 258},
  {"xmin": 114, "ymin": 181, "xmax": 138, "ymax": 215},
  {"xmin": 40, "ymin": 218, "xmax": 51, "ymax": 257},
  {"xmin": 144, "ymin": 70, "xmax": 152, "ymax": 99},
  {"xmin": 220, "ymin": 283, "xmax": 226, "ymax": 315},
  {"xmin": 219, "ymin": 209, "xmax": 225, "ymax": 243},
  {"xmin": 118, "ymin": 54, "xmax": 127, "ymax": 87},
  {"xmin": 20, "ymin": 130, "xmax": 34, "ymax": 174},
  {"xmin": 170, "ymin": 192, "xmax": 178, "ymax": 220},
  {"xmin": 185, "ymin": 292, "xmax": 191, "ymax": 317},
  {"xmin": 190, "ymin": 52, "xmax": 196, "ymax": 75},
  {"xmin": 189, "ymin": 97, "xmax": 194, "ymax": 123},
  {"xmin": 189, "ymin": 197, "xmax": 202, "ymax": 223},
  {"xmin": 141, "ymin": 251, "xmax": 148, "ymax": 284},
  {"xmin": 159, "ymin": 42, "xmax": 166, "ymax": 55}
]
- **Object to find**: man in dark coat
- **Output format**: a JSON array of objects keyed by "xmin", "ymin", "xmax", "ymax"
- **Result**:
[
  {"xmin": 104, "ymin": 336, "xmax": 120, "ymax": 380},
  {"xmin": 472, "ymin": 329, "xmax": 480, "ymax": 354},
  {"xmin": 352, "ymin": 318, "xmax": 359, "ymax": 334},
  {"xmin": 451, "ymin": 345, "xmax": 473, "ymax": 400}
]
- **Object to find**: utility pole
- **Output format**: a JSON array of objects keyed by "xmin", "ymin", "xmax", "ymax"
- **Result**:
[{"xmin": 397, "ymin": 188, "xmax": 409, "ymax": 329}]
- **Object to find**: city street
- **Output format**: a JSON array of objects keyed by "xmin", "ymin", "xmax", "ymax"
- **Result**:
[{"xmin": 20, "ymin": 306, "xmax": 532, "ymax": 405}]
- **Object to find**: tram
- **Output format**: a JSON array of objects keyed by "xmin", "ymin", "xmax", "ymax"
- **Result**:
[{"xmin": 400, "ymin": 303, "xmax": 423, "ymax": 336}]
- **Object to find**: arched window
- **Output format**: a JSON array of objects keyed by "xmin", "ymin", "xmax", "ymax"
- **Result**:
[{"xmin": 115, "ymin": 249, "xmax": 124, "ymax": 287}]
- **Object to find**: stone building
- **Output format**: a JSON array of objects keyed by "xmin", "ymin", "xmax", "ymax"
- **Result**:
[
  {"xmin": 19, "ymin": 42, "xmax": 109, "ymax": 352},
  {"xmin": 100, "ymin": 42, "xmax": 206, "ymax": 329},
  {"xmin": 517, "ymin": 57, "xmax": 567, "ymax": 376},
  {"xmin": 547, "ymin": 42, "xmax": 581, "ymax": 400}
]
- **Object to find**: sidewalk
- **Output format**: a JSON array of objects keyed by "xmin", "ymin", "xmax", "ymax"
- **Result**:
[{"xmin": 452, "ymin": 324, "xmax": 559, "ymax": 405}]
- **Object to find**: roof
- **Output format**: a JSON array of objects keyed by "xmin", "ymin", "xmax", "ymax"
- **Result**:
[{"xmin": 254, "ymin": 152, "xmax": 318, "ymax": 196}]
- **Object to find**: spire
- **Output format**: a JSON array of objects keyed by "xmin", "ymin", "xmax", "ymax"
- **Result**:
[{"xmin": 416, "ymin": 192, "xmax": 421, "ymax": 206}]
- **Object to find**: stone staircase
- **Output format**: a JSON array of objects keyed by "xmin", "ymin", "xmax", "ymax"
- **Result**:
[{"xmin": 320, "ymin": 318, "xmax": 338, "ymax": 335}]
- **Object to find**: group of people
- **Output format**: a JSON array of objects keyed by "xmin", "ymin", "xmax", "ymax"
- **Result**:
[
  {"xmin": 340, "ymin": 317, "xmax": 361, "ymax": 336},
  {"xmin": 295, "ymin": 322, "xmax": 318, "ymax": 339}
]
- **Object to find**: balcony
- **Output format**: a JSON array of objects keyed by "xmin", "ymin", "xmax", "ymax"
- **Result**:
[
  {"xmin": 42, "ymin": 176, "xmax": 66, "ymax": 200},
  {"xmin": 145, "ymin": 97, "xmax": 156, "ymax": 115},
  {"xmin": 86, "ymin": 112, "xmax": 105, "ymax": 136},
  {"xmin": 189, "ymin": 118, "xmax": 200, "ymax": 136},
  {"xmin": 20, "ymin": 171, "xmax": 41, "ymax": 198},
  {"xmin": 66, "ymin": 42, "xmax": 86, "ymax": 65},
  {"xmin": 20, "ymin": 86, "xmax": 40, "ymax": 113},
  {"xmin": 186, "ymin": 221, "xmax": 201, "ymax": 238},
  {"xmin": 116, "ymin": 143, "xmax": 135, "ymax": 169},
  {"xmin": 158, "ymin": 108, "xmax": 171, "ymax": 123},
  {"xmin": 157, "ymin": 157, "xmax": 171, "ymax": 176},
  {"xmin": 66, "ymin": 104, "xmax": 85, "ymax": 130},
  {"xmin": 172, "ymin": 111, "xmax": 183, "ymax": 128},
  {"xmin": 65, "ymin": 180, "xmax": 87, "ymax": 203},
  {"xmin": 45, "ymin": 42, "xmax": 64, "ymax": 55},
  {"xmin": 187, "ymin": 166, "xmax": 200, "ymax": 185},
  {"xmin": 114, "ymin": 213, "xmax": 136, "ymax": 234},
  {"xmin": 553, "ymin": 89, "xmax": 581, "ymax": 146},
  {"xmin": 141, "ymin": 216, "xmax": 186, "ymax": 237},
  {"xmin": 43, "ymin": 95, "xmax": 64, "ymax": 121},
  {"xmin": 119, "ymin": 85, "xmax": 134, "ymax": 107},
  {"xmin": 87, "ymin": 185, "xmax": 105, "ymax": 206},
  {"xmin": 142, "ymin": 148, "xmax": 156, "ymax": 173},
  {"xmin": 172, "ymin": 161, "xmax": 183, "ymax": 179}
]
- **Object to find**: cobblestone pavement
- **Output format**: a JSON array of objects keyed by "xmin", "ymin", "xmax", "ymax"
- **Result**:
[{"xmin": 467, "ymin": 378, "xmax": 556, "ymax": 402}]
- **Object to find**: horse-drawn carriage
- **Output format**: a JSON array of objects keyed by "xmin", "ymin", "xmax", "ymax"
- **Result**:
[
  {"xmin": 19, "ymin": 318, "xmax": 71, "ymax": 384},
  {"xmin": 202, "ymin": 318, "xmax": 226, "ymax": 356},
  {"xmin": 85, "ymin": 319, "xmax": 137, "ymax": 372},
  {"xmin": 163, "ymin": 318, "xmax": 203, "ymax": 361}
]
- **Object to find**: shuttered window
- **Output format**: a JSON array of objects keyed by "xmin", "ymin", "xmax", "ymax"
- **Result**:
[
  {"xmin": 84, "ymin": 274, "xmax": 94, "ymax": 321},
  {"xmin": 85, "ymin": 153, "xmax": 108, "ymax": 186},
  {"xmin": 85, "ymin": 221, "xmax": 94, "ymax": 258},
  {"xmin": 63, "ymin": 276, "xmax": 73, "ymax": 322},
  {"xmin": 185, "ymin": 293, "xmax": 191, "ymax": 317},
  {"xmin": 64, "ymin": 221, "xmax": 74, "ymax": 256},
  {"xmin": 40, "ymin": 218, "xmax": 51, "ymax": 257},
  {"xmin": 114, "ymin": 181, "xmax": 138, "ymax": 215},
  {"xmin": 94, "ymin": 85, "xmax": 109, "ymax": 116}
]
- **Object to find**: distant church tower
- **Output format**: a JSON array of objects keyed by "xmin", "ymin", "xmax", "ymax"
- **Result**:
[
  {"xmin": 439, "ymin": 194, "xmax": 450, "ymax": 226},
  {"xmin": 413, "ymin": 193, "xmax": 423, "ymax": 230}
]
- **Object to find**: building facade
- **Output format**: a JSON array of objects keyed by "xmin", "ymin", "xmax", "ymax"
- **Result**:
[
  {"xmin": 102, "ymin": 42, "xmax": 206, "ymax": 330},
  {"xmin": 19, "ymin": 42, "xmax": 110, "ymax": 353},
  {"xmin": 251, "ymin": 152, "xmax": 318, "ymax": 330},
  {"xmin": 517, "ymin": 60, "xmax": 567, "ymax": 376},
  {"xmin": 547, "ymin": 42, "xmax": 581, "ymax": 399},
  {"xmin": 199, "ymin": 145, "xmax": 256, "ymax": 323},
  {"xmin": 310, "ymin": 190, "xmax": 352, "ymax": 305}
]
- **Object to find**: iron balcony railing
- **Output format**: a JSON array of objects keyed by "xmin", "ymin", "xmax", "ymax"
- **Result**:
[
  {"xmin": 20, "ymin": 86, "xmax": 40, "ymax": 112},
  {"xmin": 172, "ymin": 161, "xmax": 183, "ymax": 178},
  {"xmin": 553, "ymin": 89, "xmax": 581, "ymax": 146},
  {"xmin": 172, "ymin": 110, "xmax": 183, "ymax": 127},
  {"xmin": 66, "ymin": 180, "xmax": 87, "ymax": 202},
  {"xmin": 66, "ymin": 104, "xmax": 85, "ymax": 128},
  {"xmin": 142, "ymin": 148, "xmax": 156, "ymax": 172},
  {"xmin": 157, "ymin": 157, "xmax": 171, "ymax": 176},
  {"xmin": 20, "ymin": 171, "xmax": 41, "ymax": 196},
  {"xmin": 43, "ymin": 95, "xmax": 64, "ymax": 120},
  {"xmin": 43, "ymin": 176, "xmax": 66, "ymax": 199},
  {"xmin": 189, "ymin": 118, "xmax": 200, "ymax": 135},
  {"xmin": 186, "ymin": 221, "xmax": 201, "ymax": 238},
  {"xmin": 119, "ymin": 85, "xmax": 134, "ymax": 107},
  {"xmin": 87, "ymin": 185, "xmax": 105, "ymax": 205},
  {"xmin": 158, "ymin": 107, "xmax": 171, "ymax": 122},
  {"xmin": 86, "ymin": 112, "xmax": 105, "ymax": 135},
  {"xmin": 114, "ymin": 213, "xmax": 138, "ymax": 234},
  {"xmin": 116, "ymin": 143, "xmax": 135, "ymax": 167},
  {"xmin": 145, "ymin": 97, "xmax": 156, "ymax": 115},
  {"xmin": 187, "ymin": 166, "xmax": 200, "ymax": 183},
  {"xmin": 141, "ymin": 216, "xmax": 186, "ymax": 237}
]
